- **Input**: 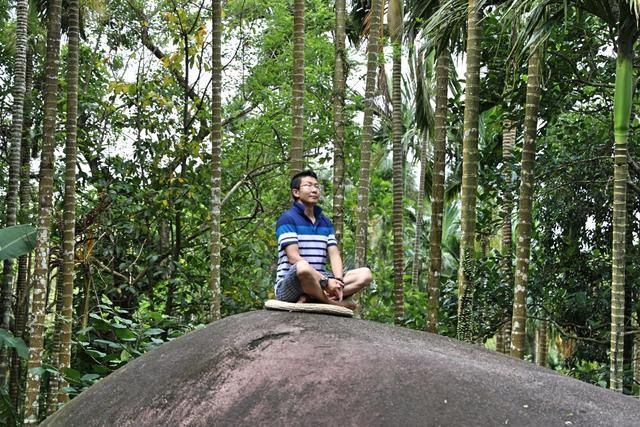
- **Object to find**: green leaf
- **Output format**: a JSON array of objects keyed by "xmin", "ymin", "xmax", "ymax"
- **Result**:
[
  {"xmin": 0, "ymin": 225, "xmax": 37, "ymax": 260},
  {"xmin": 143, "ymin": 328, "xmax": 164, "ymax": 336},
  {"xmin": 63, "ymin": 368, "xmax": 82, "ymax": 381},
  {"xmin": 86, "ymin": 349, "xmax": 106, "ymax": 358},
  {"xmin": 0, "ymin": 328, "xmax": 29, "ymax": 358},
  {"xmin": 120, "ymin": 349, "xmax": 131, "ymax": 361},
  {"xmin": 114, "ymin": 328, "xmax": 137, "ymax": 341},
  {"xmin": 93, "ymin": 339, "xmax": 122, "ymax": 349},
  {"xmin": 80, "ymin": 373, "xmax": 101, "ymax": 382}
]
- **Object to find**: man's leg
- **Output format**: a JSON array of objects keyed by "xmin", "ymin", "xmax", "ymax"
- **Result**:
[
  {"xmin": 296, "ymin": 261, "xmax": 355, "ymax": 308},
  {"xmin": 342, "ymin": 267, "xmax": 373, "ymax": 298}
]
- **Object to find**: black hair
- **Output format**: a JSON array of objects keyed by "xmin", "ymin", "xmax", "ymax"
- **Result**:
[{"xmin": 290, "ymin": 170, "xmax": 318, "ymax": 200}]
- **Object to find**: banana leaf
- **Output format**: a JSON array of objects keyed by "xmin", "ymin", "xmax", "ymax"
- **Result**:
[{"xmin": 0, "ymin": 225, "xmax": 37, "ymax": 261}]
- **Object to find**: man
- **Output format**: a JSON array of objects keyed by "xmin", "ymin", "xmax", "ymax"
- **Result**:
[{"xmin": 275, "ymin": 170, "xmax": 372, "ymax": 309}]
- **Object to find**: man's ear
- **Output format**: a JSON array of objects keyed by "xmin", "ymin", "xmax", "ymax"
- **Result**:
[{"xmin": 291, "ymin": 188, "xmax": 300, "ymax": 199}]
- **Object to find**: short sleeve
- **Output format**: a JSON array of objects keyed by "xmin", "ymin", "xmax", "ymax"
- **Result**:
[{"xmin": 276, "ymin": 215, "xmax": 298, "ymax": 250}]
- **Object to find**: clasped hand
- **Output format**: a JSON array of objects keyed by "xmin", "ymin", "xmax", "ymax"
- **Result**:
[{"xmin": 324, "ymin": 278, "xmax": 344, "ymax": 302}]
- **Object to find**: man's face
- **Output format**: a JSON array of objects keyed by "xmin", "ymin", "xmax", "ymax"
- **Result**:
[{"xmin": 293, "ymin": 176, "xmax": 321, "ymax": 205}]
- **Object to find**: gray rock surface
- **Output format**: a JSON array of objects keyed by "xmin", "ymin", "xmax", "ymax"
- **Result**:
[{"xmin": 43, "ymin": 310, "xmax": 640, "ymax": 426}]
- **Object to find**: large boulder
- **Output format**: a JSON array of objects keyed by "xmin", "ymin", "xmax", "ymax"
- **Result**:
[{"xmin": 44, "ymin": 310, "xmax": 640, "ymax": 426}]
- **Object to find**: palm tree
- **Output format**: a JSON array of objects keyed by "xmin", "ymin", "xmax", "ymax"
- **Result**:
[
  {"xmin": 332, "ymin": 0, "xmax": 347, "ymax": 246},
  {"xmin": 210, "ymin": 0, "xmax": 223, "ymax": 322},
  {"xmin": 410, "ymin": 86, "xmax": 429, "ymax": 292},
  {"xmin": 456, "ymin": 0, "xmax": 481, "ymax": 342},
  {"xmin": 426, "ymin": 49, "xmax": 450, "ymax": 333},
  {"xmin": 24, "ymin": 0, "xmax": 63, "ymax": 422},
  {"xmin": 405, "ymin": 0, "xmax": 464, "ymax": 335},
  {"xmin": 0, "ymin": 0, "xmax": 29, "ymax": 387},
  {"xmin": 535, "ymin": 320, "xmax": 548, "ymax": 367},
  {"xmin": 498, "ymin": 118, "xmax": 515, "ymax": 352},
  {"xmin": 11, "ymin": 47, "xmax": 34, "ymax": 411},
  {"xmin": 510, "ymin": 48, "xmax": 542, "ymax": 359},
  {"xmin": 291, "ymin": 0, "xmax": 305, "ymax": 175},
  {"xmin": 355, "ymin": 0, "xmax": 384, "ymax": 270},
  {"xmin": 390, "ymin": 0, "xmax": 405, "ymax": 325},
  {"xmin": 609, "ymin": 1, "xmax": 637, "ymax": 392},
  {"xmin": 53, "ymin": 0, "xmax": 80, "ymax": 407},
  {"xmin": 507, "ymin": 0, "xmax": 639, "ymax": 386}
]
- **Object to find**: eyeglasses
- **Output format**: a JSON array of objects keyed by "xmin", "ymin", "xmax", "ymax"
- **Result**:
[{"xmin": 300, "ymin": 183, "xmax": 321, "ymax": 190}]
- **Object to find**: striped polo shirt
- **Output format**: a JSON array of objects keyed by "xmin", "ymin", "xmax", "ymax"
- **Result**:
[{"xmin": 275, "ymin": 201, "xmax": 337, "ymax": 289}]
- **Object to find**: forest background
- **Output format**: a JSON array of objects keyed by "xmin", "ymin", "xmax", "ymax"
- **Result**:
[{"xmin": 0, "ymin": 0, "xmax": 639, "ymax": 424}]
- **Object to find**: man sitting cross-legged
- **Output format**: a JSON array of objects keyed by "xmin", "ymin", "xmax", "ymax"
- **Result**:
[{"xmin": 274, "ymin": 170, "xmax": 372, "ymax": 309}]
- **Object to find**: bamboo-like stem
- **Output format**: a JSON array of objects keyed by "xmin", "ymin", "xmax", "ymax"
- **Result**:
[
  {"xmin": 457, "ymin": 0, "xmax": 481, "ymax": 342},
  {"xmin": 23, "ymin": 0, "xmax": 62, "ymax": 422},
  {"xmin": 511, "ymin": 48, "xmax": 541, "ymax": 359},
  {"xmin": 210, "ymin": 0, "xmax": 223, "ymax": 322}
]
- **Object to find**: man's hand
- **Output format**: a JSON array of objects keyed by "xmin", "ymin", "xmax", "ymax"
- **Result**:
[{"xmin": 324, "ymin": 278, "xmax": 344, "ymax": 302}]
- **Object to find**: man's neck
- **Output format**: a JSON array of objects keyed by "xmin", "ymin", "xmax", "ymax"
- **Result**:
[{"xmin": 297, "ymin": 200, "xmax": 316, "ymax": 223}]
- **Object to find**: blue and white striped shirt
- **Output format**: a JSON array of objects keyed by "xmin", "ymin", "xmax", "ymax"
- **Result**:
[{"xmin": 275, "ymin": 201, "xmax": 337, "ymax": 289}]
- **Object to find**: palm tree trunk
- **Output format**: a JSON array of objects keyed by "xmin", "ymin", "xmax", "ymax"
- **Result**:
[
  {"xmin": 510, "ymin": 48, "xmax": 542, "ymax": 359},
  {"xmin": 426, "ymin": 49, "xmax": 449, "ymax": 334},
  {"xmin": 390, "ymin": 0, "xmax": 404, "ymax": 325},
  {"xmin": 0, "ymin": 0, "xmax": 30, "ymax": 387},
  {"xmin": 354, "ymin": 0, "xmax": 384, "ymax": 316},
  {"xmin": 609, "ymin": 10, "xmax": 636, "ymax": 393},
  {"xmin": 24, "ymin": 0, "xmax": 62, "ymax": 422},
  {"xmin": 457, "ymin": 0, "xmax": 481, "ymax": 342},
  {"xmin": 210, "ymin": 0, "xmax": 223, "ymax": 322},
  {"xmin": 48, "ymin": 280, "xmax": 64, "ymax": 413},
  {"xmin": 10, "ymin": 47, "xmax": 34, "ymax": 412},
  {"xmin": 495, "ymin": 329, "xmax": 504, "ymax": 353},
  {"xmin": 55, "ymin": 0, "xmax": 80, "ymax": 406},
  {"xmin": 291, "ymin": 0, "xmax": 305, "ymax": 175},
  {"xmin": 499, "ymin": 119, "xmax": 515, "ymax": 345},
  {"xmin": 535, "ymin": 320, "xmax": 548, "ymax": 367},
  {"xmin": 355, "ymin": 0, "xmax": 384, "ymax": 270},
  {"xmin": 81, "ymin": 263, "xmax": 92, "ymax": 329},
  {"xmin": 503, "ymin": 319, "xmax": 512, "ymax": 354},
  {"xmin": 411, "ymin": 131, "xmax": 428, "ymax": 290},
  {"xmin": 332, "ymin": 0, "xmax": 347, "ymax": 246},
  {"xmin": 633, "ymin": 329, "xmax": 640, "ymax": 395}
]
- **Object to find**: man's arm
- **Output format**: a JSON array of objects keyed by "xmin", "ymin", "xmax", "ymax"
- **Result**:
[
  {"xmin": 285, "ymin": 244, "xmax": 305, "ymax": 264},
  {"xmin": 327, "ymin": 245, "xmax": 344, "ymax": 280}
]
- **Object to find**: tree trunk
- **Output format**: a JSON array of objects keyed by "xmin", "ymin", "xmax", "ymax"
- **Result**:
[
  {"xmin": 290, "ymin": 0, "xmax": 305, "ymax": 175},
  {"xmin": 56, "ymin": 0, "xmax": 80, "ymax": 405},
  {"xmin": 535, "ymin": 320, "xmax": 548, "ymax": 367},
  {"xmin": 609, "ymin": 11, "xmax": 636, "ymax": 393},
  {"xmin": 411, "ymin": 131, "xmax": 428, "ymax": 291},
  {"xmin": 354, "ymin": 0, "xmax": 384, "ymax": 271},
  {"xmin": 457, "ymin": 0, "xmax": 481, "ymax": 342},
  {"xmin": 353, "ymin": 0, "xmax": 383, "ymax": 316},
  {"xmin": 426, "ymin": 49, "xmax": 449, "ymax": 334},
  {"xmin": 633, "ymin": 330, "xmax": 640, "ymax": 396},
  {"xmin": 210, "ymin": 0, "xmax": 223, "ymax": 322},
  {"xmin": 47, "ymin": 279, "xmax": 64, "ymax": 413},
  {"xmin": 0, "ymin": 0, "xmax": 29, "ymax": 387},
  {"xmin": 390, "ymin": 0, "xmax": 404, "ymax": 325},
  {"xmin": 332, "ymin": 0, "xmax": 347, "ymax": 246},
  {"xmin": 510, "ymin": 48, "xmax": 541, "ymax": 359},
  {"xmin": 499, "ymin": 119, "xmax": 515, "ymax": 342},
  {"xmin": 503, "ymin": 319, "xmax": 512, "ymax": 355},
  {"xmin": 81, "ymin": 264, "xmax": 92, "ymax": 329},
  {"xmin": 10, "ymin": 47, "xmax": 34, "ymax": 413},
  {"xmin": 24, "ymin": 0, "xmax": 63, "ymax": 422},
  {"xmin": 495, "ymin": 329, "xmax": 504, "ymax": 354}
]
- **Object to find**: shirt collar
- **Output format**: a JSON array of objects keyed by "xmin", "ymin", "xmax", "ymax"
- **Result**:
[{"xmin": 292, "ymin": 200, "xmax": 323, "ymax": 219}]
